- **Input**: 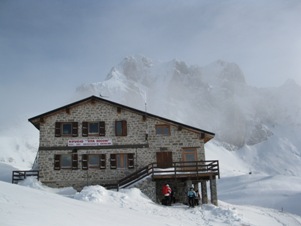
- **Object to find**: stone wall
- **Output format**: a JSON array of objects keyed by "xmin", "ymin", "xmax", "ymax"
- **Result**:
[{"xmin": 36, "ymin": 99, "xmax": 206, "ymax": 197}]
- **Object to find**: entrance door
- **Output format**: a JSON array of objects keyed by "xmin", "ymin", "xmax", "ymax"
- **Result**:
[{"xmin": 156, "ymin": 152, "xmax": 172, "ymax": 168}]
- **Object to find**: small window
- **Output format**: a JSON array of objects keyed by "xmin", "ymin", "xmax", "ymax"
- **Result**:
[
  {"xmin": 89, "ymin": 123, "xmax": 99, "ymax": 134},
  {"xmin": 115, "ymin": 120, "xmax": 127, "ymax": 136},
  {"xmin": 117, "ymin": 154, "xmax": 128, "ymax": 168},
  {"xmin": 82, "ymin": 154, "xmax": 106, "ymax": 170},
  {"xmin": 110, "ymin": 153, "xmax": 134, "ymax": 169},
  {"xmin": 54, "ymin": 154, "xmax": 78, "ymax": 170},
  {"xmin": 156, "ymin": 124, "xmax": 170, "ymax": 135},
  {"xmin": 62, "ymin": 123, "xmax": 72, "ymax": 135},
  {"xmin": 61, "ymin": 154, "xmax": 72, "ymax": 168},
  {"xmin": 55, "ymin": 122, "xmax": 78, "ymax": 137},
  {"xmin": 82, "ymin": 121, "xmax": 105, "ymax": 137},
  {"xmin": 88, "ymin": 155, "xmax": 100, "ymax": 168}
]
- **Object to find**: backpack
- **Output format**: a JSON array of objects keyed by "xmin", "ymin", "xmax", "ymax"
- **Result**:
[{"xmin": 188, "ymin": 190, "xmax": 195, "ymax": 198}]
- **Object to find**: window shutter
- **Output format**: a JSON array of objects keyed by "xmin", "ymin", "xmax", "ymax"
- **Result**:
[
  {"xmin": 72, "ymin": 122, "xmax": 78, "ymax": 137},
  {"xmin": 115, "ymin": 121, "xmax": 118, "ymax": 136},
  {"xmin": 54, "ymin": 154, "xmax": 61, "ymax": 170},
  {"xmin": 99, "ymin": 121, "xmax": 105, "ymax": 136},
  {"xmin": 122, "ymin": 120, "xmax": 127, "ymax": 136},
  {"xmin": 82, "ymin": 154, "xmax": 88, "ymax": 170},
  {"xmin": 82, "ymin": 122, "xmax": 88, "ymax": 137},
  {"xmin": 72, "ymin": 154, "xmax": 78, "ymax": 169},
  {"xmin": 110, "ymin": 154, "xmax": 116, "ymax": 169},
  {"xmin": 55, "ymin": 122, "xmax": 61, "ymax": 137},
  {"xmin": 100, "ymin": 154, "xmax": 106, "ymax": 169},
  {"xmin": 128, "ymin": 153, "xmax": 134, "ymax": 169}
]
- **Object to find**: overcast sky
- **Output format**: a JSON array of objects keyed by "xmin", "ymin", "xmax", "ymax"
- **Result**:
[{"xmin": 1, "ymin": 0, "xmax": 301, "ymax": 129}]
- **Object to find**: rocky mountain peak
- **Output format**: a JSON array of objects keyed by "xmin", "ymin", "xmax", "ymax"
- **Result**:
[{"xmin": 76, "ymin": 56, "xmax": 301, "ymax": 149}]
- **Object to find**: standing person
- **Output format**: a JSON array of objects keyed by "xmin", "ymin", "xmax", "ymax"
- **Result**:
[
  {"xmin": 194, "ymin": 190, "xmax": 201, "ymax": 206},
  {"xmin": 162, "ymin": 184, "xmax": 172, "ymax": 206},
  {"xmin": 187, "ymin": 187, "xmax": 196, "ymax": 207}
]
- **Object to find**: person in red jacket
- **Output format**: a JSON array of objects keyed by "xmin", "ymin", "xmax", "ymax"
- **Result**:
[{"xmin": 162, "ymin": 184, "xmax": 172, "ymax": 206}]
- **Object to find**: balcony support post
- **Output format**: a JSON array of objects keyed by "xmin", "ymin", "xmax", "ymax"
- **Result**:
[
  {"xmin": 210, "ymin": 176, "xmax": 218, "ymax": 206},
  {"xmin": 200, "ymin": 180, "xmax": 208, "ymax": 204}
]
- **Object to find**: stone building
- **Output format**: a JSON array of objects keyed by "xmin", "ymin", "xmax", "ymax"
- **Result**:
[{"xmin": 28, "ymin": 95, "xmax": 220, "ymax": 205}]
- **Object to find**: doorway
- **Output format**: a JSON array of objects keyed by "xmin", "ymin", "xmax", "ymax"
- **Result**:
[{"xmin": 156, "ymin": 152, "xmax": 172, "ymax": 168}]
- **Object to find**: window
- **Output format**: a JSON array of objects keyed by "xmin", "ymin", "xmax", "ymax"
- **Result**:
[
  {"xmin": 117, "ymin": 154, "xmax": 128, "ymax": 168},
  {"xmin": 62, "ymin": 123, "xmax": 72, "ymax": 135},
  {"xmin": 54, "ymin": 154, "xmax": 78, "ymax": 170},
  {"xmin": 89, "ymin": 155, "xmax": 100, "ymax": 167},
  {"xmin": 82, "ymin": 154, "xmax": 106, "ymax": 170},
  {"xmin": 115, "ymin": 120, "xmax": 127, "ymax": 136},
  {"xmin": 155, "ymin": 124, "xmax": 170, "ymax": 135},
  {"xmin": 182, "ymin": 148, "xmax": 197, "ymax": 162},
  {"xmin": 82, "ymin": 121, "xmax": 105, "ymax": 137},
  {"xmin": 110, "ymin": 153, "xmax": 134, "ymax": 169},
  {"xmin": 55, "ymin": 122, "xmax": 78, "ymax": 137},
  {"xmin": 61, "ymin": 154, "xmax": 72, "ymax": 168},
  {"xmin": 89, "ymin": 123, "xmax": 99, "ymax": 134},
  {"xmin": 182, "ymin": 148, "xmax": 197, "ymax": 169}
]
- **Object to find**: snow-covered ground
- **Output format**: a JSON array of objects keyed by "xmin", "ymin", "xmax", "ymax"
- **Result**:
[
  {"xmin": 1, "ymin": 177, "xmax": 301, "ymax": 226},
  {"xmin": 1, "ymin": 56, "xmax": 301, "ymax": 225},
  {"xmin": 1, "ymin": 121, "xmax": 301, "ymax": 225},
  {"xmin": 1, "ymin": 136, "xmax": 301, "ymax": 226}
]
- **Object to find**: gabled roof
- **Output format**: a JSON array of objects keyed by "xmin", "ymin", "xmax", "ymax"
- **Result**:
[{"xmin": 29, "ymin": 95, "xmax": 215, "ymax": 142}]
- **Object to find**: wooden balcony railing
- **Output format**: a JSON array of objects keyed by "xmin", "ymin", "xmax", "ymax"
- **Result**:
[
  {"xmin": 105, "ymin": 160, "xmax": 219, "ymax": 190},
  {"xmin": 12, "ymin": 170, "xmax": 39, "ymax": 184}
]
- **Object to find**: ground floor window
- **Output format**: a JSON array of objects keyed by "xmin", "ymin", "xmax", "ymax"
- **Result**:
[
  {"xmin": 110, "ymin": 153, "xmax": 134, "ymax": 169},
  {"xmin": 82, "ymin": 154, "xmax": 106, "ymax": 170},
  {"xmin": 54, "ymin": 154, "xmax": 78, "ymax": 170}
]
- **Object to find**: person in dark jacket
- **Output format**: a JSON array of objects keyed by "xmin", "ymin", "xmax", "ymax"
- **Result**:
[
  {"xmin": 194, "ymin": 190, "xmax": 201, "ymax": 206},
  {"xmin": 187, "ymin": 187, "xmax": 196, "ymax": 207}
]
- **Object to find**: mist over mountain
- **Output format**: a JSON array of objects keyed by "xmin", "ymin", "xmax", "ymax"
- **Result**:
[
  {"xmin": 76, "ymin": 55, "xmax": 301, "ymax": 148},
  {"xmin": 76, "ymin": 55, "xmax": 301, "ymax": 179}
]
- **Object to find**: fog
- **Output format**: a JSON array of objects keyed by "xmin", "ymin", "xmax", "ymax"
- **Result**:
[{"xmin": 0, "ymin": 0, "xmax": 301, "ymax": 129}]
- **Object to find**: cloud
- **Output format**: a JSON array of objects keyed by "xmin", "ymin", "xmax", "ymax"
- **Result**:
[{"xmin": 0, "ymin": 0, "xmax": 300, "ymax": 128}]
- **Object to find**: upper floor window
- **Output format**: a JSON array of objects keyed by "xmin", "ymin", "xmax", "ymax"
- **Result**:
[
  {"xmin": 156, "ymin": 124, "xmax": 170, "ymax": 135},
  {"xmin": 82, "ymin": 121, "xmax": 105, "ymax": 137},
  {"xmin": 115, "ymin": 120, "xmax": 127, "ymax": 136},
  {"xmin": 55, "ymin": 122, "xmax": 78, "ymax": 137},
  {"xmin": 62, "ymin": 123, "xmax": 72, "ymax": 135}
]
